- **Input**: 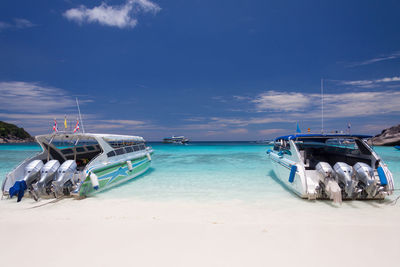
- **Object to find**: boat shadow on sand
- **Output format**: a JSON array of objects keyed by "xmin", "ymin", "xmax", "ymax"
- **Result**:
[{"xmin": 268, "ymin": 170, "xmax": 393, "ymax": 208}]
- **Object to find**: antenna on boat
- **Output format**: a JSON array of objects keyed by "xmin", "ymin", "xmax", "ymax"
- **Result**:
[
  {"xmin": 76, "ymin": 97, "xmax": 85, "ymax": 133},
  {"xmin": 321, "ymin": 78, "xmax": 324, "ymax": 134}
]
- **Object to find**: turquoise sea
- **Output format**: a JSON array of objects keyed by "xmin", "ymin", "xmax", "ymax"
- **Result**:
[{"xmin": 1, "ymin": 142, "xmax": 399, "ymax": 203}]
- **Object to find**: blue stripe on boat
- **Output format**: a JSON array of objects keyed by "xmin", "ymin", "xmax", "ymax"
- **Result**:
[
  {"xmin": 377, "ymin": 166, "xmax": 388, "ymax": 186},
  {"xmin": 289, "ymin": 165, "xmax": 297, "ymax": 183}
]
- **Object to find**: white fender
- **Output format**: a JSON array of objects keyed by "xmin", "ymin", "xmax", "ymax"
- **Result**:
[
  {"xmin": 89, "ymin": 172, "xmax": 99, "ymax": 190},
  {"xmin": 126, "ymin": 160, "xmax": 133, "ymax": 171},
  {"xmin": 146, "ymin": 153, "xmax": 151, "ymax": 161}
]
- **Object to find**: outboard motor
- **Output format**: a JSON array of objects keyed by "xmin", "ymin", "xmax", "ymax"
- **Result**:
[
  {"xmin": 315, "ymin": 162, "xmax": 342, "ymax": 204},
  {"xmin": 353, "ymin": 162, "xmax": 381, "ymax": 198},
  {"xmin": 334, "ymin": 162, "xmax": 360, "ymax": 199},
  {"xmin": 52, "ymin": 160, "xmax": 77, "ymax": 198},
  {"xmin": 31, "ymin": 160, "xmax": 60, "ymax": 200},
  {"xmin": 9, "ymin": 160, "xmax": 44, "ymax": 202}
]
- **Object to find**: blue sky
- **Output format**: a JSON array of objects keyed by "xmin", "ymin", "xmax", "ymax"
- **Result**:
[{"xmin": 0, "ymin": 0, "xmax": 399, "ymax": 141}]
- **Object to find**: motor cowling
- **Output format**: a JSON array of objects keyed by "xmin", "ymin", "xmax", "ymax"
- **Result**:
[
  {"xmin": 334, "ymin": 162, "xmax": 360, "ymax": 198},
  {"xmin": 52, "ymin": 160, "xmax": 77, "ymax": 198},
  {"xmin": 31, "ymin": 160, "xmax": 60, "ymax": 199},
  {"xmin": 316, "ymin": 162, "xmax": 335, "ymax": 179},
  {"xmin": 353, "ymin": 162, "xmax": 379, "ymax": 198},
  {"xmin": 315, "ymin": 162, "xmax": 342, "ymax": 204},
  {"xmin": 9, "ymin": 160, "xmax": 44, "ymax": 202},
  {"xmin": 23, "ymin": 160, "xmax": 44, "ymax": 185}
]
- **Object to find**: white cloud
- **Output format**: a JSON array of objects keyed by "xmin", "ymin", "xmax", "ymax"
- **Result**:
[
  {"xmin": 321, "ymin": 91, "xmax": 400, "ymax": 118},
  {"xmin": 84, "ymin": 123, "xmax": 123, "ymax": 130},
  {"xmin": 210, "ymin": 117, "xmax": 247, "ymax": 126},
  {"xmin": 375, "ymin": 76, "xmax": 400, "ymax": 83},
  {"xmin": 0, "ymin": 81, "xmax": 97, "ymax": 134},
  {"xmin": 0, "ymin": 22, "xmax": 8, "ymax": 30},
  {"xmin": 229, "ymin": 128, "xmax": 248, "ymax": 134},
  {"xmin": 359, "ymin": 123, "xmax": 392, "ymax": 133},
  {"xmin": 250, "ymin": 90, "xmax": 400, "ymax": 119},
  {"xmin": 103, "ymin": 119, "xmax": 146, "ymax": 126},
  {"xmin": 204, "ymin": 130, "xmax": 222, "ymax": 136},
  {"xmin": 247, "ymin": 117, "xmax": 290, "ymax": 124},
  {"xmin": 174, "ymin": 116, "xmax": 290, "ymax": 135},
  {"xmin": 0, "ymin": 82, "xmax": 158, "ymax": 136},
  {"xmin": 229, "ymin": 128, "xmax": 249, "ymax": 134},
  {"xmin": 0, "ymin": 113, "xmax": 75, "ymax": 120},
  {"xmin": 63, "ymin": 0, "xmax": 161, "ymax": 29},
  {"xmin": 14, "ymin": 18, "xmax": 35, "ymax": 28},
  {"xmin": 211, "ymin": 96, "xmax": 228, "ymax": 103},
  {"xmin": 259, "ymin": 128, "xmax": 285, "ymax": 135},
  {"xmin": 0, "ymin": 18, "xmax": 35, "ymax": 31},
  {"xmin": 86, "ymin": 119, "xmax": 164, "ymax": 133},
  {"xmin": 209, "ymin": 117, "xmax": 290, "ymax": 126},
  {"xmin": 341, "ymin": 76, "xmax": 400, "ymax": 88},
  {"xmin": 183, "ymin": 117, "xmax": 206, "ymax": 122},
  {"xmin": 252, "ymin": 91, "xmax": 312, "ymax": 112},
  {"xmin": 0, "ymin": 81, "xmax": 76, "ymax": 113},
  {"xmin": 233, "ymin": 95, "xmax": 251, "ymax": 101},
  {"xmin": 349, "ymin": 51, "xmax": 400, "ymax": 67}
]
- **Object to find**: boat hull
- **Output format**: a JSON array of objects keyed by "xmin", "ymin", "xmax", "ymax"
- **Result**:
[
  {"xmin": 268, "ymin": 150, "xmax": 392, "ymax": 200},
  {"xmin": 76, "ymin": 155, "xmax": 151, "ymax": 197},
  {"xmin": 269, "ymin": 153, "xmax": 307, "ymax": 198}
]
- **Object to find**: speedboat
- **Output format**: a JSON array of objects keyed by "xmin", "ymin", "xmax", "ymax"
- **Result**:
[
  {"xmin": 255, "ymin": 139, "xmax": 274, "ymax": 144},
  {"xmin": 163, "ymin": 136, "xmax": 189, "ymax": 144},
  {"xmin": 267, "ymin": 134, "xmax": 394, "ymax": 203},
  {"xmin": 395, "ymin": 145, "xmax": 400, "ymax": 150},
  {"xmin": 2, "ymin": 132, "xmax": 153, "ymax": 202}
]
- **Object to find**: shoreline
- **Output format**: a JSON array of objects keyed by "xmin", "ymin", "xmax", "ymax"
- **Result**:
[{"xmin": 0, "ymin": 138, "xmax": 34, "ymax": 144}]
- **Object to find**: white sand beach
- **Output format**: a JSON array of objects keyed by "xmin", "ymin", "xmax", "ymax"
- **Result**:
[{"xmin": 1, "ymin": 197, "xmax": 399, "ymax": 267}]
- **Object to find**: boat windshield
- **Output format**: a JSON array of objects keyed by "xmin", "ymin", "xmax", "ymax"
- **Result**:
[
  {"xmin": 293, "ymin": 137, "xmax": 373, "ymax": 170},
  {"xmin": 37, "ymin": 136, "xmax": 103, "ymax": 170},
  {"xmin": 295, "ymin": 138, "xmax": 365, "ymax": 155}
]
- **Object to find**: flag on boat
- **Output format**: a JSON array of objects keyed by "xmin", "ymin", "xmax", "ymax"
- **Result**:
[
  {"xmin": 64, "ymin": 116, "xmax": 67, "ymax": 129},
  {"xmin": 296, "ymin": 122, "xmax": 301, "ymax": 133},
  {"xmin": 74, "ymin": 119, "xmax": 80, "ymax": 133},
  {"xmin": 347, "ymin": 122, "xmax": 351, "ymax": 134},
  {"xmin": 53, "ymin": 119, "xmax": 58, "ymax": 132}
]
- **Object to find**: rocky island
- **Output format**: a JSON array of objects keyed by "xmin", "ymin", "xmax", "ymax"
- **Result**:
[
  {"xmin": 0, "ymin": 121, "xmax": 34, "ymax": 143},
  {"xmin": 368, "ymin": 124, "xmax": 400, "ymax": 146}
]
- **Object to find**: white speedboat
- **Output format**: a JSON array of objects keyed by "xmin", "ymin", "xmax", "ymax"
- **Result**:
[
  {"xmin": 2, "ymin": 132, "xmax": 153, "ymax": 202},
  {"xmin": 163, "ymin": 136, "xmax": 189, "ymax": 144},
  {"xmin": 267, "ymin": 134, "xmax": 394, "ymax": 203}
]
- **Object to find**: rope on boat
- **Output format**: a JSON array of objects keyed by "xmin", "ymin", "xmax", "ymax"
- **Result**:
[
  {"xmin": 388, "ymin": 188, "xmax": 400, "ymax": 206},
  {"xmin": 389, "ymin": 195, "xmax": 400, "ymax": 206},
  {"xmin": 27, "ymin": 196, "xmax": 66, "ymax": 209}
]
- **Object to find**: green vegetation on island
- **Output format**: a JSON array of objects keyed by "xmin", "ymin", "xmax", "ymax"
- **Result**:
[{"xmin": 0, "ymin": 121, "xmax": 33, "ymax": 143}]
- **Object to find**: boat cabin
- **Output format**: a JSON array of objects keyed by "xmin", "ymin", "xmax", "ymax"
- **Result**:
[
  {"xmin": 36, "ymin": 133, "xmax": 148, "ymax": 170},
  {"xmin": 273, "ymin": 134, "xmax": 377, "ymax": 170}
]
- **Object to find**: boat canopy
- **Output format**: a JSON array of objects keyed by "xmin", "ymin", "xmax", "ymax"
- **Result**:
[
  {"xmin": 36, "ymin": 133, "xmax": 145, "ymax": 143},
  {"xmin": 274, "ymin": 134, "xmax": 372, "ymax": 141}
]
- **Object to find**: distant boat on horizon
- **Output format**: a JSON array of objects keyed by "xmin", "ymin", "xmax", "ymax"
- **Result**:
[
  {"xmin": 163, "ymin": 136, "xmax": 189, "ymax": 144},
  {"xmin": 255, "ymin": 139, "xmax": 274, "ymax": 145}
]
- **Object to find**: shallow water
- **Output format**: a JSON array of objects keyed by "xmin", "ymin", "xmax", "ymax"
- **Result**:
[{"xmin": 1, "ymin": 142, "xmax": 399, "ymax": 204}]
